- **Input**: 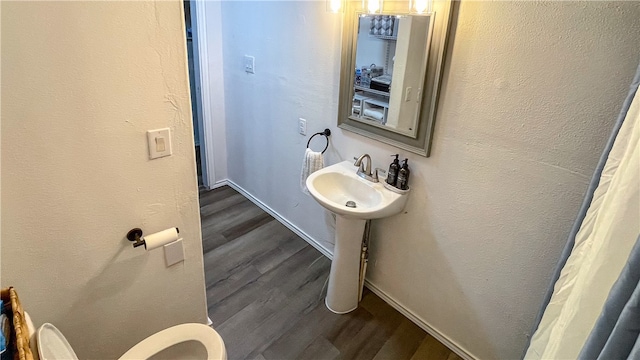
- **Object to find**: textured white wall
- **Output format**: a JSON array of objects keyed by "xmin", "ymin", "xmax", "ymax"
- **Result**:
[
  {"xmin": 1, "ymin": 1, "xmax": 207, "ymax": 358},
  {"xmin": 217, "ymin": 1, "xmax": 640, "ymax": 358},
  {"xmin": 219, "ymin": 0, "xmax": 343, "ymax": 253}
]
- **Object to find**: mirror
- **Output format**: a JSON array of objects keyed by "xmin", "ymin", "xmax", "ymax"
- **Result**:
[
  {"xmin": 338, "ymin": 0, "xmax": 454, "ymax": 157},
  {"xmin": 352, "ymin": 14, "xmax": 432, "ymax": 138}
]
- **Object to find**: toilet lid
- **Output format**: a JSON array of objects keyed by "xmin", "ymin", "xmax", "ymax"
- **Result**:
[{"xmin": 37, "ymin": 323, "xmax": 79, "ymax": 360}]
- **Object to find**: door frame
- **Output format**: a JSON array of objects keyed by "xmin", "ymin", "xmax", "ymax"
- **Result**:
[{"xmin": 190, "ymin": 0, "xmax": 216, "ymax": 188}]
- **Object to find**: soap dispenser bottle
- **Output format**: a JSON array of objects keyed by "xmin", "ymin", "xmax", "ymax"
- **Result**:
[
  {"xmin": 386, "ymin": 154, "xmax": 400, "ymax": 186},
  {"xmin": 396, "ymin": 159, "xmax": 410, "ymax": 190}
]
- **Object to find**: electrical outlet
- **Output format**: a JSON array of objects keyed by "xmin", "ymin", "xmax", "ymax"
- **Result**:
[
  {"xmin": 244, "ymin": 55, "xmax": 255, "ymax": 74},
  {"xmin": 298, "ymin": 118, "xmax": 307, "ymax": 135}
]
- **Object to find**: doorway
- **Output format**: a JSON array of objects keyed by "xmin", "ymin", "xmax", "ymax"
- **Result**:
[{"xmin": 183, "ymin": 0, "xmax": 208, "ymax": 187}]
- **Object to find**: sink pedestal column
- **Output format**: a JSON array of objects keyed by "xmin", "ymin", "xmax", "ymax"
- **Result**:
[{"xmin": 325, "ymin": 215, "xmax": 366, "ymax": 314}]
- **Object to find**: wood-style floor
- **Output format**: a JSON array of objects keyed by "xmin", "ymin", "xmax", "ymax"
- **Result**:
[{"xmin": 201, "ymin": 186, "xmax": 461, "ymax": 360}]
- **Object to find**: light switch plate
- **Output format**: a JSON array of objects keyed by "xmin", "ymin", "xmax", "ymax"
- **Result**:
[
  {"xmin": 298, "ymin": 118, "xmax": 307, "ymax": 135},
  {"xmin": 164, "ymin": 238, "xmax": 184, "ymax": 267},
  {"xmin": 404, "ymin": 87, "xmax": 412, "ymax": 102},
  {"xmin": 244, "ymin": 55, "xmax": 255, "ymax": 74},
  {"xmin": 147, "ymin": 128, "xmax": 172, "ymax": 159}
]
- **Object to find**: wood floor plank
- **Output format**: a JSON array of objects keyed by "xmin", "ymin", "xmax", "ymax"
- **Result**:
[
  {"xmin": 200, "ymin": 186, "xmax": 457, "ymax": 360},
  {"xmin": 297, "ymin": 336, "xmax": 340, "ymax": 360},
  {"xmin": 359, "ymin": 290, "xmax": 405, "ymax": 333},
  {"xmin": 202, "ymin": 231, "xmax": 229, "ymax": 255},
  {"xmin": 199, "ymin": 185, "xmax": 237, "ymax": 205},
  {"xmin": 411, "ymin": 335, "xmax": 453, "ymax": 360},
  {"xmin": 252, "ymin": 235, "xmax": 309, "ymax": 274},
  {"xmin": 208, "ymin": 245, "xmax": 321, "ymax": 326},
  {"xmin": 325, "ymin": 306, "xmax": 374, "ymax": 351},
  {"xmin": 445, "ymin": 351, "xmax": 465, "ymax": 360},
  {"xmin": 261, "ymin": 300, "xmax": 347, "ymax": 360},
  {"xmin": 373, "ymin": 318, "xmax": 427, "ymax": 360},
  {"xmin": 218, "ymin": 286, "xmax": 289, "ymax": 344},
  {"xmin": 332, "ymin": 293, "xmax": 405, "ymax": 360},
  {"xmin": 204, "ymin": 220, "xmax": 296, "ymax": 286},
  {"xmin": 335, "ymin": 314, "xmax": 400, "ymax": 360},
  {"xmin": 230, "ymin": 257, "xmax": 331, "ymax": 359},
  {"xmin": 201, "ymin": 192, "xmax": 248, "ymax": 218},
  {"xmin": 201, "ymin": 199, "xmax": 266, "ymax": 238},
  {"xmin": 221, "ymin": 211, "xmax": 274, "ymax": 242},
  {"xmin": 206, "ymin": 264, "xmax": 262, "ymax": 305}
]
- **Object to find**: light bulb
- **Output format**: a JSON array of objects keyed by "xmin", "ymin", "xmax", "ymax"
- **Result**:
[
  {"xmin": 410, "ymin": 0, "xmax": 432, "ymax": 14},
  {"xmin": 330, "ymin": 0, "xmax": 341, "ymax": 12},
  {"xmin": 326, "ymin": 0, "xmax": 343, "ymax": 13},
  {"xmin": 367, "ymin": 0, "xmax": 382, "ymax": 13}
]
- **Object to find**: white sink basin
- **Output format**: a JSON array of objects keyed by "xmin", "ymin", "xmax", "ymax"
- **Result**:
[{"xmin": 306, "ymin": 161, "xmax": 409, "ymax": 219}]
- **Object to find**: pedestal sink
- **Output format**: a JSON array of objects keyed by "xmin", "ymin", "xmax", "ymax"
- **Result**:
[{"xmin": 306, "ymin": 160, "xmax": 409, "ymax": 313}]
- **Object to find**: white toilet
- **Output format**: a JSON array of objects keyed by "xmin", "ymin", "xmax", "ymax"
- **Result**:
[
  {"xmin": 27, "ymin": 314, "xmax": 226, "ymax": 360},
  {"xmin": 116, "ymin": 323, "xmax": 226, "ymax": 360}
]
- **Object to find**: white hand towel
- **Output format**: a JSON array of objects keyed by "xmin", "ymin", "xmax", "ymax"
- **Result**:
[{"xmin": 300, "ymin": 148, "xmax": 324, "ymax": 194}]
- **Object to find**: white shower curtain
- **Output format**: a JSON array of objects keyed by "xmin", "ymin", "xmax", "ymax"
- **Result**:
[{"xmin": 525, "ymin": 69, "xmax": 640, "ymax": 359}]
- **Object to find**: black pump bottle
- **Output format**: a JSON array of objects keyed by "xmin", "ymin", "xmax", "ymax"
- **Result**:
[
  {"xmin": 386, "ymin": 154, "xmax": 400, "ymax": 186},
  {"xmin": 396, "ymin": 159, "xmax": 410, "ymax": 190}
]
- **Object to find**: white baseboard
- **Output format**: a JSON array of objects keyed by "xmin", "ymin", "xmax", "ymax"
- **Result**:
[{"xmin": 211, "ymin": 180, "xmax": 476, "ymax": 360}]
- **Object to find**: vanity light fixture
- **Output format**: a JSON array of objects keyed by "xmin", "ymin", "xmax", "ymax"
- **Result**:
[
  {"xmin": 409, "ymin": 0, "xmax": 433, "ymax": 14},
  {"xmin": 327, "ymin": 0, "xmax": 344, "ymax": 13},
  {"xmin": 329, "ymin": 0, "xmax": 432, "ymax": 15}
]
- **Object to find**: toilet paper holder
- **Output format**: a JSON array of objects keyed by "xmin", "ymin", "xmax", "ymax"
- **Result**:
[{"xmin": 126, "ymin": 227, "xmax": 180, "ymax": 249}]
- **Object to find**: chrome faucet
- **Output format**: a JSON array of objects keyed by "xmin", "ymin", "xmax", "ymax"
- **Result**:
[{"xmin": 354, "ymin": 154, "xmax": 379, "ymax": 182}]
